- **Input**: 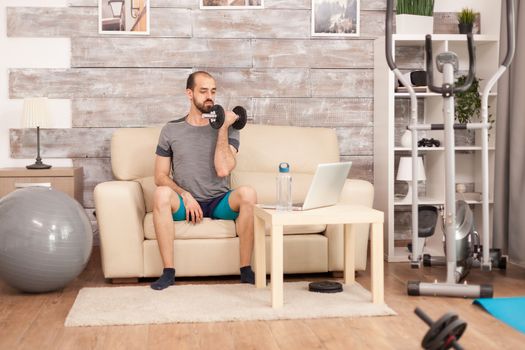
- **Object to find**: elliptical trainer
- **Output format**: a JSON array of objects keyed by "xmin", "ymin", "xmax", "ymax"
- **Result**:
[{"xmin": 384, "ymin": 0, "xmax": 516, "ymax": 298}]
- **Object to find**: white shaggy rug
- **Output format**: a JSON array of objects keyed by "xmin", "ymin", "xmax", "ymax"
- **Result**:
[{"xmin": 65, "ymin": 281, "xmax": 396, "ymax": 327}]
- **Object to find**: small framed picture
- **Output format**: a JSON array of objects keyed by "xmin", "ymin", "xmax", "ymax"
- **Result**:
[
  {"xmin": 200, "ymin": 0, "xmax": 264, "ymax": 10},
  {"xmin": 311, "ymin": 0, "xmax": 360, "ymax": 37},
  {"xmin": 99, "ymin": 0, "xmax": 150, "ymax": 35}
]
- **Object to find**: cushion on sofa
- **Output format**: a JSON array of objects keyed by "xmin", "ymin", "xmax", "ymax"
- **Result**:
[
  {"xmin": 136, "ymin": 176, "xmax": 156, "ymax": 213},
  {"xmin": 143, "ymin": 214, "xmax": 236, "ymax": 239},
  {"xmin": 235, "ymin": 124, "xmax": 340, "ymax": 173},
  {"xmin": 112, "ymin": 127, "xmax": 161, "ymax": 181},
  {"xmin": 143, "ymin": 213, "xmax": 326, "ymax": 239}
]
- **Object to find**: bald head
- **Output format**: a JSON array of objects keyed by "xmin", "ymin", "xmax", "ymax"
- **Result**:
[{"xmin": 186, "ymin": 71, "xmax": 214, "ymax": 91}]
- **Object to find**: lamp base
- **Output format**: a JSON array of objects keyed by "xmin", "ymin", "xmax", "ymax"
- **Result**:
[
  {"xmin": 26, "ymin": 160, "xmax": 52, "ymax": 170},
  {"xmin": 27, "ymin": 127, "xmax": 52, "ymax": 170},
  {"xmin": 398, "ymin": 182, "xmax": 414, "ymax": 204}
]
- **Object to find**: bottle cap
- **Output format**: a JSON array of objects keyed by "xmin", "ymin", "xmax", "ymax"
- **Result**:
[{"xmin": 279, "ymin": 162, "xmax": 290, "ymax": 173}]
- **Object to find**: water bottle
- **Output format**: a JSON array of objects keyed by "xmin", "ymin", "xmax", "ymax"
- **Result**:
[{"xmin": 276, "ymin": 162, "xmax": 292, "ymax": 211}]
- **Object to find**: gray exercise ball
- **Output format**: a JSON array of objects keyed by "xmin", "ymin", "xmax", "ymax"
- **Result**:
[{"xmin": 0, "ymin": 187, "xmax": 92, "ymax": 293}]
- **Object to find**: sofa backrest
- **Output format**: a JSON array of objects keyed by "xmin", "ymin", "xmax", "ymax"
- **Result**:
[
  {"xmin": 111, "ymin": 127, "xmax": 161, "ymax": 180},
  {"xmin": 110, "ymin": 124, "xmax": 340, "ymax": 209},
  {"xmin": 235, "ymin": 124, "xmax": 340, "ymax": 173},
  {"xmin": 232, "ymin": 124, "xmax": 340, "ymax": 204},
  {"xmin": 111, "ymin": 124, "xmax": 339, "ymax": 178}
]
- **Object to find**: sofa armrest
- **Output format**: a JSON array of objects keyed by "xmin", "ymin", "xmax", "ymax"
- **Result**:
[
  {"xmin": 94, "ymin": 181, "xmax": 146, "ymax": 278},
  {"xmin": 338, "ymin": 179, "xmax": 374, "ymax": 206},
  {"xmin": 327, "ymin": 179, "xmax": 374, "ymax": 271}
]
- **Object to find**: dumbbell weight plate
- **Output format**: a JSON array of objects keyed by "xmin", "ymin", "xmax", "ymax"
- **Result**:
[
  {"xmin": 232, "ymin": 106, "xmax": 248, "ymax": 130},
  {"xmin": 308, "ymin": 281, "xmax": 343, "ymax": 293},
  {"xmin": 424, "ymin": 319, "xmax": 467, "ymax": 350},
  {"xmin": 208, "ymin": 105, "xmax": 225, "ymax": 129},
  {"xmin": 421, "ymin": 313, "xmax": 458, "ymax": 349}
]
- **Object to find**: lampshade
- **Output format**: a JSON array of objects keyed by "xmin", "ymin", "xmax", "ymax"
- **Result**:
[
  {"xmin": 22, "ymin": 97, "xmax": 51, "ymax": 128},
  {"xmin": 397, "ymin": 157, "xmax": 426, "ymax": 181}
]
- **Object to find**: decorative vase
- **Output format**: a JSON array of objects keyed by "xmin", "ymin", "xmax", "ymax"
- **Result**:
[
  {"xmin": 401, "ymin": 130, "xmax": 412, "ymax": 148},
  {"xmin": 458, "ymin": 23, "xmax": 473, "ymax": 34},
  {"xmin": 396, "ymin": 14, "xmax": 434, "ymax": 35},
  {"xmin": 454, "ymin": 129, "xmax": 475, "ymax": 146}
]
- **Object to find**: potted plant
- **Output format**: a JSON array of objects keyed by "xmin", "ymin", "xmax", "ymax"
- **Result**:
[
  {"xmin": 457, "ymin": 7, "xmax": 476, "ymax": 34},
  {"xmin": 396, "ymin": 0, "xmax": 434, "ymax": 35},
  {"xmin": 455, "ymin": 75, "xmax": 481, "ymax": 124},
  {"xmin": 455, "ymin": 75, "xmax": 492, "ymax": 145}
]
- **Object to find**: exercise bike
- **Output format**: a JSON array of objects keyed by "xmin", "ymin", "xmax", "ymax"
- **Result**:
[{"xmin": 384, "ymin": 0, "xmax": 516, "ymax": 298}]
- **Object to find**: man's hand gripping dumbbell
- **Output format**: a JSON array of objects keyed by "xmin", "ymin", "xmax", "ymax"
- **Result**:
[{"xmin": 201, "ymin": 104, "xmax": 249, "ymax": 130}]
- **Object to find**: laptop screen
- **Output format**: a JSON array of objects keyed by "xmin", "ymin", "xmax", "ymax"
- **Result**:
[{"xmin": 300, "ymin": 161, "xmax": 352, "ymax": 210}]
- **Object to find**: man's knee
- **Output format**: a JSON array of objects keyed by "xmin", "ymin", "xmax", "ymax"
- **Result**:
[
  {"xmin": 236, "ymin": 186, "xmax": 257, "ymax": 205},
  {"xmin": 154, "ymin": 186, "xmax": 173, "ymax": 208}
]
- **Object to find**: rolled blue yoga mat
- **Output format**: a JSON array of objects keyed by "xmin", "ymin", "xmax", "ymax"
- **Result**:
[{"xmin": 473, "ymin": 297, "xmax": 525, "ymax": 334}]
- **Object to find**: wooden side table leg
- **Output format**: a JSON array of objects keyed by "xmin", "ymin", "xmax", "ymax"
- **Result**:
[
  {"xmin": 371, "ymin": 222, "xmax": 384, "ymax": 304},
  {"xmin": 271, "ymin": 224, "xmax": 284, "ymax": 308},
  {"xmin": 254, "ymin": 214, "xmax": 266, "ymax": 289},
  {"xmin": 344, "ymin": 223, "xmax": 356, "ymax": 284}
]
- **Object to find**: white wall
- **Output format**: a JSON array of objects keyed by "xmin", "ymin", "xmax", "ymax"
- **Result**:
[{"xmin": 0, "ymin": 0, "xmax": 71, "ymax": 168}]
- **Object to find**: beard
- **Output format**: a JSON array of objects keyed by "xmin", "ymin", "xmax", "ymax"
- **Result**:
[{"xmin": 194, "ymin": 99, "xmax": 214, "ymax": 114}]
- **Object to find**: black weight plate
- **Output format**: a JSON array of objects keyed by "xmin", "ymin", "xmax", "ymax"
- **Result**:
[
  {"xmin": 422, "ymin": 313, "xmax": 458, "ymax": 349},
  {"xmin": 308, "ymin": 281, "xmax": 343, "ymax": 293},
  {"xmin": 425, "ymin": 319, "xmax": 467, "ymax": 350},
  {"xmin": 209, "ymin": 105, "xmax": 225, "ymax": 129},
  {"xmin": 232, "ymin": 106, "xmax": 247, "ymax": 130}
]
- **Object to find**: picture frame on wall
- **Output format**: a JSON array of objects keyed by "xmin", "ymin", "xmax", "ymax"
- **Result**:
[
  {"xmin": 311, "ymin": 0, "xmax": 360, "ymax": 37},
  {"xmin": 200, "ymin": 0, "xmax": 264, "ymax": 10},
  {"xmin": 99, "ymin": 0, "xmax": 150, "ymax": 35}
]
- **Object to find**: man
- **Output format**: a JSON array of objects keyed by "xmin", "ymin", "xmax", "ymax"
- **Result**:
[{"xmin": 151, "ymin": 71, "xmax": 257, "ymax": 290}]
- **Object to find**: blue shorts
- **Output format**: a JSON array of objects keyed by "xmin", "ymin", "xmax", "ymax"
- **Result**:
[{"xmin": 172, "ymin": 191, "xmax": 239, "ymax": 221}]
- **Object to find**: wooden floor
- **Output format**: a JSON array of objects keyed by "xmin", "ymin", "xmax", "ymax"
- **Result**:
[{"xmin": 1, "ymin": 248, "xmax": 525, "ymax": 350}]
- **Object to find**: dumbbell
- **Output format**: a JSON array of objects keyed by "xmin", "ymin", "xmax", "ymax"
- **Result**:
[
  {"xmin": 415, "ymin": 307, "xmax": 467, "ymax": 350},
  {"xmin": 202, "ymin": 104, "xmax": 249, "ymax": 130}
]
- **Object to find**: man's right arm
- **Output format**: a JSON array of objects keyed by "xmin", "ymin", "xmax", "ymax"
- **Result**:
[
  {"xmin": 154, "ymin": 155, "xmax": 187, "ymax": 195},
  {"xmin": 154, "ymin": 155, "xmax": 203, "ymax": 223}
]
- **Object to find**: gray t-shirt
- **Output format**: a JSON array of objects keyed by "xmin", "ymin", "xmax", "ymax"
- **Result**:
[{"xmin": 156, "ymin": 117, "xmax": 240, "ymax": 202}]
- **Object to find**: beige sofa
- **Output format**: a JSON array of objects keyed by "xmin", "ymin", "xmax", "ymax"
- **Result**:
[{"xmin": 94, "ymin": 124, "xmax": 374, "ymax": 281}]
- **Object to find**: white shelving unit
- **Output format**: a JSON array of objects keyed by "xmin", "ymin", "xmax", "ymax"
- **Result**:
[{"xmin": 374, "ymin": 33, "xmax": 501, "ymax": 262}]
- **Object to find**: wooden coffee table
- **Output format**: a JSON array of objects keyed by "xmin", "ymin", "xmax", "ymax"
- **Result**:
[{"xmin": 253, "ymin": 204, "xmax": 384, "ymax": 308}]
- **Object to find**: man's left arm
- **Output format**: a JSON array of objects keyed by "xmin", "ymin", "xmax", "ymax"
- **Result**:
[{"xmin": 214, "ymin": 111, "xmax": 239, "ymax": 177}]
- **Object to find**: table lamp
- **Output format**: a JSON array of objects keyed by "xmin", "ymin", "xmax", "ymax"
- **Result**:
[
  {"xmin": 396, "ymin": 156, "xmax": 426, "ymax": 203},
  {"xmin": 22, "ymin": 97, "xmax": 52, "ymax": 170}
]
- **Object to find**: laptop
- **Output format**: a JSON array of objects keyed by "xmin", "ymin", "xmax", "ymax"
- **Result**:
[{"xmin": 259, "ymin": 161, "xmax": 352, "ymax": 211}]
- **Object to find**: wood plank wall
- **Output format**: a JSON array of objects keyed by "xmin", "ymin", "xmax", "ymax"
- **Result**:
[{"xmin": 7, "ymin": 0, "xmax": 423, "ymax": 219}]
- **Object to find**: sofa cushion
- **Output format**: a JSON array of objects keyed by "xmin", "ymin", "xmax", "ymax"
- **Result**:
[
  {"xmin": 143, "ymin": 213, "xmax": 326, "ymax": 240},
  {"xmin": 112, "ymin": 124, "xmax": 339, "ymax": 182},
  {"xmin": 137, "ymin": 176, "xmax": 156, "ymax": 213},
  {"xmin": 235, "ymin": 124, "xmax": 340, "ymax": 173},
  {"xmin": 112, "ymin": 127, "xmax": 161, "ymax": 181},
  {"xmin": 144, "ymin": 214, "xmax": 237, "ymax": 240}
]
